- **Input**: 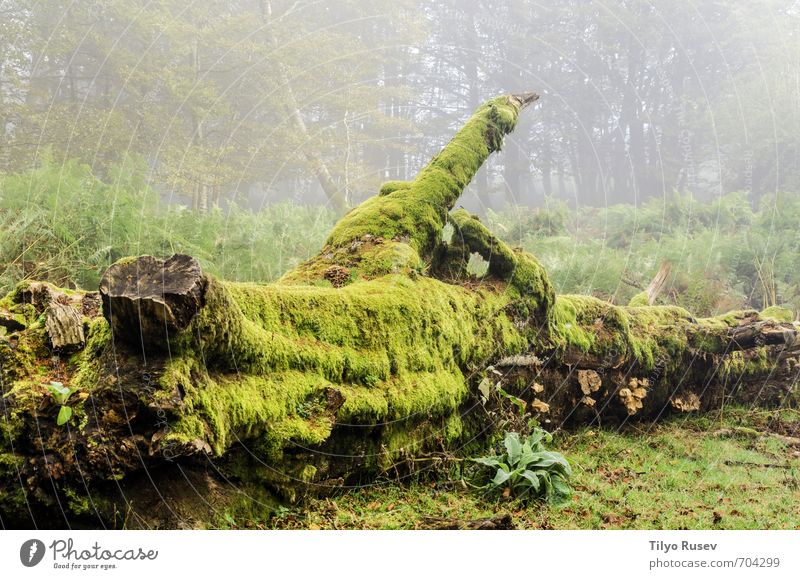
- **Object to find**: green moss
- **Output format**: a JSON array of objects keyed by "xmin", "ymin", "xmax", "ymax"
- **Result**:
[
  {"xmin": 335, "ymin": 384, "xmax": 390, "ymax": 421},
  {"xmin": 168, "ymin": 366, "xmax": 334, "ymax": 456},
  {"xmin": 379, "ymin": 180, "xmax": 413, "ymax": 196},
  {"xmin": 553, "ymin": 295, "xmax": 705, "ymax": 370},
  {"xmin": 383, "ymin": 368, "xmax": 467, "ymax": 418},
  {"xmin": 108, "ymin": 255, "xmax": 146, "ymax": 268},
  {"xmin": 287, "ymin": 96, "xmax": 527, "ymax": 285},
  {"xmin": 721, "ymin": 346, "xmax": 773, "ymax": 378},
  {"xmin": 64, "ymin": 486, "xmax": 92, "ymax": 517},
  {"xmin": 759, "ymin": 306, "xmax": 794, "ymax": 323},
  {"xmin": 552, "ymin": 295, "xmax": 596, "ymax": 352},
  {"xmin": 358, "ymin": 242, "xmax": 423, "ymax": 277},
  {"xmin": 0, "ymin": 452, "xmax": 27, "ymax": 519},
  {"xmin": 434, "ymin": 209, "xmax": 555, "ymax": 333},
  {"xmin": 448, "ymin": 209, "xmax": 517, "ymax": 273},
  {"xmin": 507, "ymin": 251, "xmax": 555, "ymax": 327},
  {"xmin": 1, "ymin": 281, "xmax": 32, "ymax": 309},
  {"xmin": 160, "ymin": 273, "xmax": 525, "ymax": 462},
  {"xmin": 552, "ymin": 295, "xmax": 632, "ymax": 360},
  {"xmin": 2, "ymin": 327, "xmax": 49, "ymax": 381},
  {"xmin": 551, "ymin": 292, "xmax": 785, "ymax": 381},
  {"xmin": 0, "ymin": 451, "xmax": 23, "ymax": 477},
  {"xmin": 629, "ymin": 291, "xmax": 649, "ymax": 307},
  {"xmin": 69, "ymin": 317, "xmax": 110, "ymax": 392},
  {"xmin": 712, "ymin": 310, "xmax": 759, "ymax": 327}
]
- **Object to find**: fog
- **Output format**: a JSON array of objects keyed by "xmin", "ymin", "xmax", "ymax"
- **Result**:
[
  {"xmin": 3, "ymin": 2, "xmax": 800, "ymax": 536},
  {"xmin": 1, "ymin": 0, "xmax": 798, "ymax": 214}
]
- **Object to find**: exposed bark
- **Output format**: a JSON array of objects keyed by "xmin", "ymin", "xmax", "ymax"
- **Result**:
[
  {"xmin": 626, "ymin": 261, "xmax": 671, "ymax": 306},
  {"xmin": 99, "ymin": 254, "xmax": 206, "ymax": 350},
  {"xmin": 0, "ymin": 93, "xmax": 797, "ymax": 529},
  {"xmin": 44, "ymin": 301, "xmax": 84, "ymax": 351},
  {"xmin": 644, "ymin": 261, "xmax": 671, "ymax": 305}
]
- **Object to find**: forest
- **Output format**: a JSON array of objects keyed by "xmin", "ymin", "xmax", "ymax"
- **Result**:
[{"xmin": 1, "ymin": 0, "xmax": 799, "ymax": 531}]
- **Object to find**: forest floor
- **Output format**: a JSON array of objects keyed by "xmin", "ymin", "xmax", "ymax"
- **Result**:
[{"xmin": 228, "ymin": 406, "xmax": 800, "ymax": 530}]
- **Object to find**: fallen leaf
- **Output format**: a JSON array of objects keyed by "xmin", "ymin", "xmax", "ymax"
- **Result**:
[{"xmin": 531, "ymin": 398, "xmax": 550, "ymax": 413}]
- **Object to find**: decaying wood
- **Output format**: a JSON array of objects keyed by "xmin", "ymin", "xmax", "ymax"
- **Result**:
[
  {"xmin": 0, "ymin": 92, "xmax": 797, "ymax": 529},
  {"xmin": 419, "ymin": 514, "xmax": 515, "ymax": 530},
  {"xmin": 45, "ymin": 300, "xmax": 84, "ymax": 351},
  {"xmin": 4, "ymin": 281, "xmax": 95, "ymax": 350},
  {"xmin": 644, "ymin": 261, "xmax": 671, "ymax": 305},
  {"xmin": 99, "ymin": 254, "xmax": 206, "ymax": 350},
  {"xmin": 728, "ymin": 320, "xmax": 796, "ymax": 350},
  {"xmin": 495, "ymin": 355, "xmax": 541, "ymax": 368}
]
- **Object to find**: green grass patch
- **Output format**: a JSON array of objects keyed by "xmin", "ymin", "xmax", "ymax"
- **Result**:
[{"xmin": 237, "ymin": 407, "xmax": 800, "ymax": 530}]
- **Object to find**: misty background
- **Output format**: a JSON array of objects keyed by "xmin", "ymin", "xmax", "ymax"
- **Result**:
[
  {"xmin": 3, "ymin": 0, "xmax": 798, "ymax": 211},
  {"xmin": 1, "ymin": 0, "xmax": 799, "ymax": 315}
]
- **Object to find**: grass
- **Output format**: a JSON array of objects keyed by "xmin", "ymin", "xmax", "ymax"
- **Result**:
[{"xmin": 226, "ymin": 406, "xmax": 800, "ymax": 530}]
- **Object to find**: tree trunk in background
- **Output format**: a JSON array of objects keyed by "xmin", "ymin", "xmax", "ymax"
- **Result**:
[
  {"xmin": 382, "ymin": 59, "xmax": 401, "ymax": 180},
  {"xmin": 540, "ymin": 130, "xmax": 552, "ymax": 200},
  {"xmin": 577, "ymin": 126, "xmax": 599, "ymax": 204},
  {"xmin": 503, "ymin": 134, "xmax": 525, "ymax": 206},
  {"xmin": 463, "ymin": 1, "xmax": 490, "ymax": 207},
  {"xmin": 260, "ymin": 1, "xmax": 346, "ymax": 213}
]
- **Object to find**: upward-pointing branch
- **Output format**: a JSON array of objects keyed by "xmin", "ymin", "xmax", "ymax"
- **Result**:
[
  {"xmin": 281, "ymin": 93, "xmax": 540, "ymax": 284},
  {"xmin": 410, "ymin": 92, "xmax": 539, "ymax": 213}
]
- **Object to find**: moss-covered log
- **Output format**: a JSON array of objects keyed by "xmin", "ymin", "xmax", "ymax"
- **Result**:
[{"xmin": 1, "ymin": 93, "xmax": 798, "ymax": 528}]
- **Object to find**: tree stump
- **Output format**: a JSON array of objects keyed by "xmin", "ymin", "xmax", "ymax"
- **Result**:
[{"xmin": 99, "ymin": 254, "xmax": 206, "ymax": 350}]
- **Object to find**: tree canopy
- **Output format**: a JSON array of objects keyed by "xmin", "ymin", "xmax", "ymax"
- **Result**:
[{"xmin": 2, "ymin": 0, "xmax": 798, "ymax": 210}]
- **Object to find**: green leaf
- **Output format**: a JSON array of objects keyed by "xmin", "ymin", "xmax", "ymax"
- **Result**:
[
  {"xmin": 471, "ymin": 428, "xmax": 571, "ymax": 503},
  {"xmin": 540, "ymin": 471, "xmax": 553, "ymax": 495},
  {"xmin": 527, "ymin": 451, "xmax": 571, "ymax": 474},
  {"xmin": 521, "ymin": 440, "xmax": 533, "ymax": 455},
  {"xmin": 466, "ymin": 252, "xmax": 489, "ymax": 278},
  {"xmin": 57, "ymin": 405, "xmax": 73, "ymax": 426},
  {"xmin": 520, "ymin": 470, "xmax": 541, "ymax": 492},
  {"xmin": 504, "ymin": 432, "xmax": 522, "ymax": 466},
  {"xmin": 478, "ymin": 377, "xmax": 492, "ymax": 402},
  {"xmin": 472, "ymin": 456, "xmax": 502, "ymax": 468},
  {"xmin": 526, "ymin": 428, "xmax": 546, "ymax": 449},
  {"xmin": 508, "ymin": 395, "xmax": 526, "ymax": 415},
  {"xmin": 517, "ymin": 451, "xmax": 536, "ymax": 469},
  {"xmin": 550, "ymin": 477, "xmax": 572, "ymax": 505},
  {"xmin": 48, "ymin": 381, "xmax": 66, "ymax": 394},
  {"xmin": 441, "ymin": 222, "xmax": 455, "ymax": 245},
  {"xmin": 47, "ymin": 382, "xmax": 73, "ymax": 406},
  {"xmin": 492, "ymin": 468, "xmax": 511, "ymax": 486},
  {"xmin": 509, "ymin": 467, "xmax": 525, "ymax": 483}
]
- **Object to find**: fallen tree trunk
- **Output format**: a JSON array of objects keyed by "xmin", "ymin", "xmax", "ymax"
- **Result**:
[{"xmin": 1, "ymin": 93, "xmax": 798, "ymax": 529}]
